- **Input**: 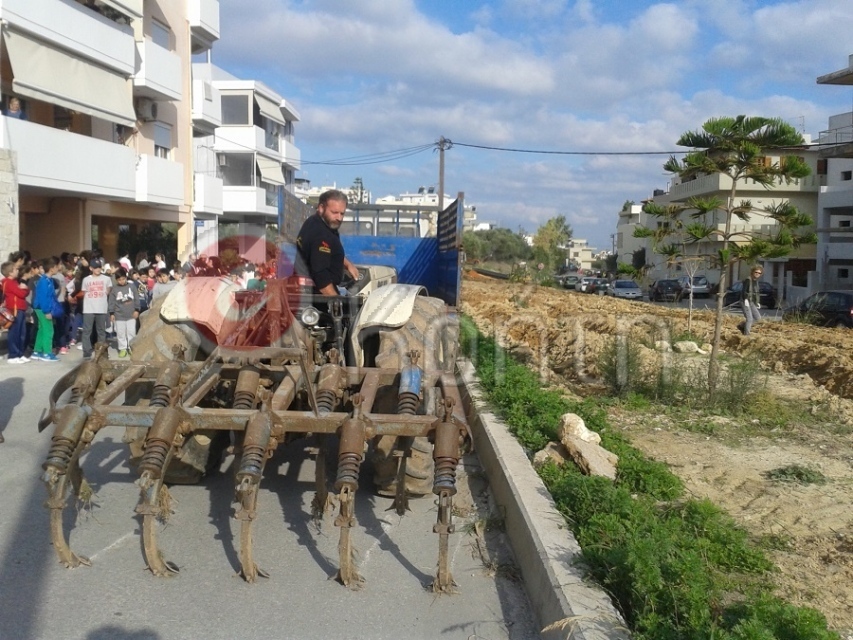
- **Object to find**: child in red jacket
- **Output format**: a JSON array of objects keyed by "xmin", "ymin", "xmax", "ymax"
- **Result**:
[{"xmin": 1, "ymin": 261, "xmax": 31, "ymax": 364}]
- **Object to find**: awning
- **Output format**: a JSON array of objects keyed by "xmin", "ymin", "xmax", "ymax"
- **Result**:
[
  {"xmin": 100, "ymin": 0, "xmax": 143, "ymax": 19},
  {"xmin": 4, "ymin": 30, "xmax": 137, "ymax": 127},
  {"xmin": 254, "ymin": 93, "xmax": 286, "ymax": 126},
  {"xmin": 256, "ymin": 156, "xmax": 284, "ymax": 185}
]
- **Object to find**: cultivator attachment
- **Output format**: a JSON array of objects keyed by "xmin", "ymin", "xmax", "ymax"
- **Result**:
[{"xmin": 37, "ymin": 342, "xmax": 470, "ymax": 590}]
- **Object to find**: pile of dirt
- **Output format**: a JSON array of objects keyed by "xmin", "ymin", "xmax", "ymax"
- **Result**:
[{"xmin": 461, "ymin": 276, "xmax": 853, "ymax": 635}]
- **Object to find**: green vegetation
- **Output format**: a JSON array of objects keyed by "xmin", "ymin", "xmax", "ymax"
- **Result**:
[
  {"xmin": 462, "ymin": 228, "xmax": 531, "ymax": 264},
  {"xmin": 460, "ymin": 316, "xmax": 838, "ymax": 640},
  {"xmin": 763, "ymin": 465, "xmax": 827, "ymax": 486}
]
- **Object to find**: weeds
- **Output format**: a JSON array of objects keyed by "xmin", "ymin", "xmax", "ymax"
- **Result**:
[
  {"xmin": 460, "ymin": 315, "xmax": 838, "ymax": 640},
  {"xmin": 764, "ymin": 465, "xmax": 828, "ymax": 486}
]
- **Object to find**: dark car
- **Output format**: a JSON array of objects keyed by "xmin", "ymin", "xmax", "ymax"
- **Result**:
[
  {"xmin": 783, "ymin": 291, "xmax": 853, "ymax": 328},
  {"xmin": 648, "ymin": 279, "xmax": 683, "ymax": 302},
  {"xmin": 723, "ymin": 280, "xmax": 778, "ymax": 310}
]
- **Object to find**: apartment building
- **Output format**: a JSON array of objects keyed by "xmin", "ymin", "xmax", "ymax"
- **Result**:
[
  {"xmin": 0, "ymin": 0, "xmax": 301, "ymax": 267},
  {"xmin": 375, "ymin": 186, "xmax": 478, "ymax": 231},
  {"xmin": 190, "ymin": 62, "xmax": 301, "ymax": 263},
  {"xmin": 641, "ymin": 149, "xmax": 820, "ymax": 297},
  {"xmin": 814, "ymin": 55, "xmax": 853, "ymax": 295},
  {"xmin": 614, "ymin": 202, "xmax": 646, "ymax": 267},
  {"xmin": 0, "ymin": 0, "xmax": 220, "ymax": 261}
]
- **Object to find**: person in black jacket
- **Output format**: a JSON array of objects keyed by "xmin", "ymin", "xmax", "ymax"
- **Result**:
[
  {"xmin": 295, "ymin": 189, "xmax": 359, "ymax": 295},
  {"xmin": 739, "ymin": 265, "xmax": 763, "ymax": 335}
]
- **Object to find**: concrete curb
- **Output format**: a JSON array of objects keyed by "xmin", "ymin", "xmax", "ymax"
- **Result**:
[{"xmin": 458, "ymin": 360, "xmax": 630, "ymax": 640}]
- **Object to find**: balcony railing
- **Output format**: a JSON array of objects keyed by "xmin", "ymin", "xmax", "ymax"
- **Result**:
[
  {"xmin": 222, "ymin": 186, "xmax": 278, "ymax": 216},
  {"xmin": 136, "ymin": 154, "xmax": 185, "ymax": 206},
  {"xmin": 188, "ymin": 0, "xmax": 220, "ymax": 53},
  {"xmin": 192, "ymin": 79, "xmax": 222, "ymax": 134},
  {"xmin": 193, "ymin": 172, "xmax": 223, "ymax": 215},
  {"xmin": 1, "ymin": 116, "xmax": 135, "ymax": 198},
  {"xmin": 133, "ymin": 38, "xmax": 182, "ymax": 101}
]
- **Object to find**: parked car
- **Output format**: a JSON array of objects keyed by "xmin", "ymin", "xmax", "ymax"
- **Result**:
[
  {"xmin": 608, "ymin": 280, "xmax": 643, "ymax": 300},
  {"xmin": 577, "ymin": 277, "xmax": 596, "ymax": 293},
  {"xmin": 676, "ymin": 275, "xmax": 711, "ymax": 298},
  {"xmin": 648, "ymin": 279, "xmax": 683, "ymax": 302},
  {"xmin": 783, "ymin": 291, "xmax": 853, "ymax": 328},
  {"xmin": 592, "ymin": 278, "xmax": 610, "ymax": 295},
  {"xmin": 723, "ymin": 280, "xmax": 778, "ymax": 309},
  {"xmin": 562, "ymin": 275, "xmax": 579, "ymax": 289}
]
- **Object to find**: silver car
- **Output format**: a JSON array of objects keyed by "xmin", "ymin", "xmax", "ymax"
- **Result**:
[
  {"xmin": 677, "ymin": 275, "xmax": 711, "ymax": 298},
  {"xmin": 608, "ymin": 280, "xmax": 643, "ymax": 300}
]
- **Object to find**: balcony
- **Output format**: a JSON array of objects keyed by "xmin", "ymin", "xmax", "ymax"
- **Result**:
[
  {"xmin": 1, "ymin": 117, "xmax": 135, "ymax": 199},
  {"xmin": 193, "ymin": 172, "xmax": 223, "ymax": 215},
  {"xmin": 136, "ymin": 154, "xmax": 185, "ymax": 206},
  {"xmin": 133, "ymin": 38, "xmax": 182, "ymax": 101},
  {"xmin": 1, "ymin": 0, "xmax": 135, "ymax": 75},
  {"xmin": 281, "ymin": 139, "xmax": 301, "ymax": 171},
  {"xmin": 222, "ymin": 187, "xmax": 278, "ymax": 217},
  {"xmin": 188, "ymin": 0, "xmax": 220, "ymax": 53},
  {"xmin": 216, "ymin": 126, "xmax": 267, "ymax": 155},
  {"xmin": 192, "ymin": 79, "xmax": 222, "ymax": 134}
]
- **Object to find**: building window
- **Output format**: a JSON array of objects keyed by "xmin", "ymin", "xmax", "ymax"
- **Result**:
[
  {"xmin": 154, "ymin": 123, "xmax": 171, "ymax": 159},
  {"xmin": 840, "ymin": 220, "xmax": 851, "ymax": 228},
  {"xmin": 151, "ymin": 19, "xmax": 171, "ymax": 49},
  {"xmin": 840, "ymin": 269, "xmax": 850, "ymax": 279},
  {"xmin": 221, "ymin": 95, "xmax": 250, "ymax": 125},
  {"xmin": 264, "ymin": 119, "xmax": 281, "ymax": 152},
  {"xmin": 217, "ymin": 153, "xmax": 253, "ymax": 186},
  {"xmin": 842, "ymin": 171, "xmax": 852, "ymax": 181}
]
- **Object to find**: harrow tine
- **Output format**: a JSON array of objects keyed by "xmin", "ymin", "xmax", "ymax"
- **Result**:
[
  {"xmin": 430, "ymin": 401, "xmax": 462, "ymax": 594},
  {"xmin": 41, "ymin": 403, "xmax": 95, "ymax": 568},
  {"xmin": 235, "ymin": 411, "xmax": 273, "ymax": 582},
  {"xmin": 333, "ymin": 416, "xmax": 366, "ymax": 587},
  {"xmin": 135, "ymin": 406, "xmax": 184, "ymax": 576},
  {"xmin": 388, "ymin": 436, "xmax": 413, "ymax": 516},
  {"xmin": 310, "ymin": 434, "xmax": 331, "ymax": 519}
]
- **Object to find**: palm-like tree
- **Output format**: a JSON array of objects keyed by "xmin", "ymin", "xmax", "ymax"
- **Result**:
[{"xmin": 642, "ymin": 116, "xmax": 815, "ymax": 392}]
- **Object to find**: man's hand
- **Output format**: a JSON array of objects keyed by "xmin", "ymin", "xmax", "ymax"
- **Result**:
[
  {"xmin": 344, "ymin": 258, "xmax": 359, "ymax": 281},
  {"xmin": 743, "ymin": 300, "xmax": 750, "ymax": 308}
]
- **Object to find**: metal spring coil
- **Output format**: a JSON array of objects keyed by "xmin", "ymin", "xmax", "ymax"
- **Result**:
[
  {"xmin": 397, "ymin": 392, "xmax": 419, "ymax": 415},
  {"xmin": 316, "ymin": 389, "xmax": 336, "ymax": 414},
  {"xmin": 44, "ymin": 439, "xmax": 76, "ymax": 473},
  {"xmin": 336, "ymin": 452, "xmax": 361, "ymax": 488},
  {"xmin": 433, "ymin": 457, "xmax": 457, "ymax": 492},
  {"xmin": 238, "ymin": 444, "xmax": 265, "ymax": 480},
  {"xmin": 138, "ymin": 440, "xmax": 170, "ymax": 476},
  {"xmin": 232, "ymin": 389, "xmax": 256, "ymax": 410},
  {"xmin": 150, "ymin": 384, "xmax": 171, "ymax": 408}
]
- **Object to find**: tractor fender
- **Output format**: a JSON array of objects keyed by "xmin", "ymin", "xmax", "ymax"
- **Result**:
[
  {"xmin": 350, "ymin": 284, "xmax": 426, "ymax": 366},
  {"xmin": 159, "ymin": 277, "xmax": 242, "ymax": 337}
]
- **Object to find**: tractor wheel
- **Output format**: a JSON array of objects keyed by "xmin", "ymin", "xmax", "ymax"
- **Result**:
[
  {"xmin": 371, "ymin": 296, "xmax": 458, "ymax": 496},
  {"xmin": 125, "ymin": 296, "xmax": 219, "ymax": 484}
]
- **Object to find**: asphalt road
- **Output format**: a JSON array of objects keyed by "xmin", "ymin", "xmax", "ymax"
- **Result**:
[{"xmin": 0, "ymin": 345, "xmax": 538, "ymax": 640}]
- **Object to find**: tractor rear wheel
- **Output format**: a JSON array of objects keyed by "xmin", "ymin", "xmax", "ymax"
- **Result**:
[
  {"xmin": 371, "ymin": 296, "xmax": 457, "ymax": 496},
  {"xmin": 125, "ymin": 296, "xmax": 220, "ymax": 484}
]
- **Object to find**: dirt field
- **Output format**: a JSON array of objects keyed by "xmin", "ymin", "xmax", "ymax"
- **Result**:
[{"xmin": 461, "ymin": 274, "xmax": 853, "ymax": 635}]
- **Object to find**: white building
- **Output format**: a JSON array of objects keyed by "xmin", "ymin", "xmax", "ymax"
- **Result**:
[
  {"xmin": 376, "ymin": 186, "xmax": 478, "ymax": 231},
  {"xmin": 190, "ymin": 62, "xmax": 301, "ymax": 262},
  {"xmin": 813, "ymin": 55, "xmax": 853, "ymax": 297},
  {"xmin": 293, "ymin": 179, "xmax": 371, "ymax": 206},
  {"xmin": 614, "ymin": 203, "xmax": 647, "ymax": 267},
  {"xmin": 0, "ymin": 0, "xmax": 221, "ymax": 261},
  {"xmin": 0, "ymin": 0, "xmax": 303, "ymax": 266},
  {"xmin": 640, "ymin": 148, "xmax": 820, "ymax": 296},
  {"xmin": 567, "ymin": 238, "xmax": 596, "ymax": 273}
]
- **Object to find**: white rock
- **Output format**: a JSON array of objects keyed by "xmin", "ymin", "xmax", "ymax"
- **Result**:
[
  {"xmin": 654, "ymin": 340, "xmax": 672, "ymax": 352},
  {"xmin": 557, "ymin": 413, "xmax": 601, "ymax": 445},
  {"xmin": 673, "ymin": 341, "xmax": 700, "ymax": 353}
]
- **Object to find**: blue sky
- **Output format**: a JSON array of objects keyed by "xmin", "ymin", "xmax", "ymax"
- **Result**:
[{"xmin": 214, "ymin": 0, "xmax": 853, "ymax": 250}]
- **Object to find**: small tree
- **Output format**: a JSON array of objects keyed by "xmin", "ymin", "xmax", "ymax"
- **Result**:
[
  {"xmin": 532, "ymin": 215, "xmax": 572, "ymax": 271},
  {"xmin": 637, "ymin": 116, "xmax": 815, "ymax": 393}
]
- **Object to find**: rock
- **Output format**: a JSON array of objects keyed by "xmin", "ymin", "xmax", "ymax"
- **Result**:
[
  {"xmin": 560, "ymin": 435, "xmax": 619, "ymax": 480},
  {"xmin": 533, "ymin": 442, "xmax": 569, "ymax": 467},
  {"xmin": 558, "ymin": 413, "xmax": 601, "ymax": 445},
  {"xmin": 673, "ymin": 341, "xmax": 701, "ymax": 353},
  {"xmin": 701, "ymin": 343, "xmax": 713, "ymax": 352},
  {"xmin": 654, "ymin": 340, "xmax": 672, "ymax": 352}
]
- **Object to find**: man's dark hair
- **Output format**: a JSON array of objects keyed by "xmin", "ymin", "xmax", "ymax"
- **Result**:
[{"xmin": 318, "ymin": 189, "xmax": 348, "ymax": 209}]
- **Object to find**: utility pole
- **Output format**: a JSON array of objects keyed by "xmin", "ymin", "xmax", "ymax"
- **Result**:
[{"xmin": 437, "ymin": 137, "xmax": 451, "ymax": 211}]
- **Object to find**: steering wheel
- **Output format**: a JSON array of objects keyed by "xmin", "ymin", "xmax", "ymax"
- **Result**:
[{"xmin": 340, "ymin": 269, "xmax": 364, "ymax": 293}]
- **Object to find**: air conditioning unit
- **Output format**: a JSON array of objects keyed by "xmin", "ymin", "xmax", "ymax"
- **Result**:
[
  {"xmin": 218, "ymin": 154, "xmax": 229, "ymax": 167},
  {"xmin": 136, "ymin": 98, "xmax": 158, "ymax": 122}
]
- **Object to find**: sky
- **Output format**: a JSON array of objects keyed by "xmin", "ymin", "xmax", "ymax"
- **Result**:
[{"xmin": 212, "ymin": 0, "xmax": 853, "ymax": 251}]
